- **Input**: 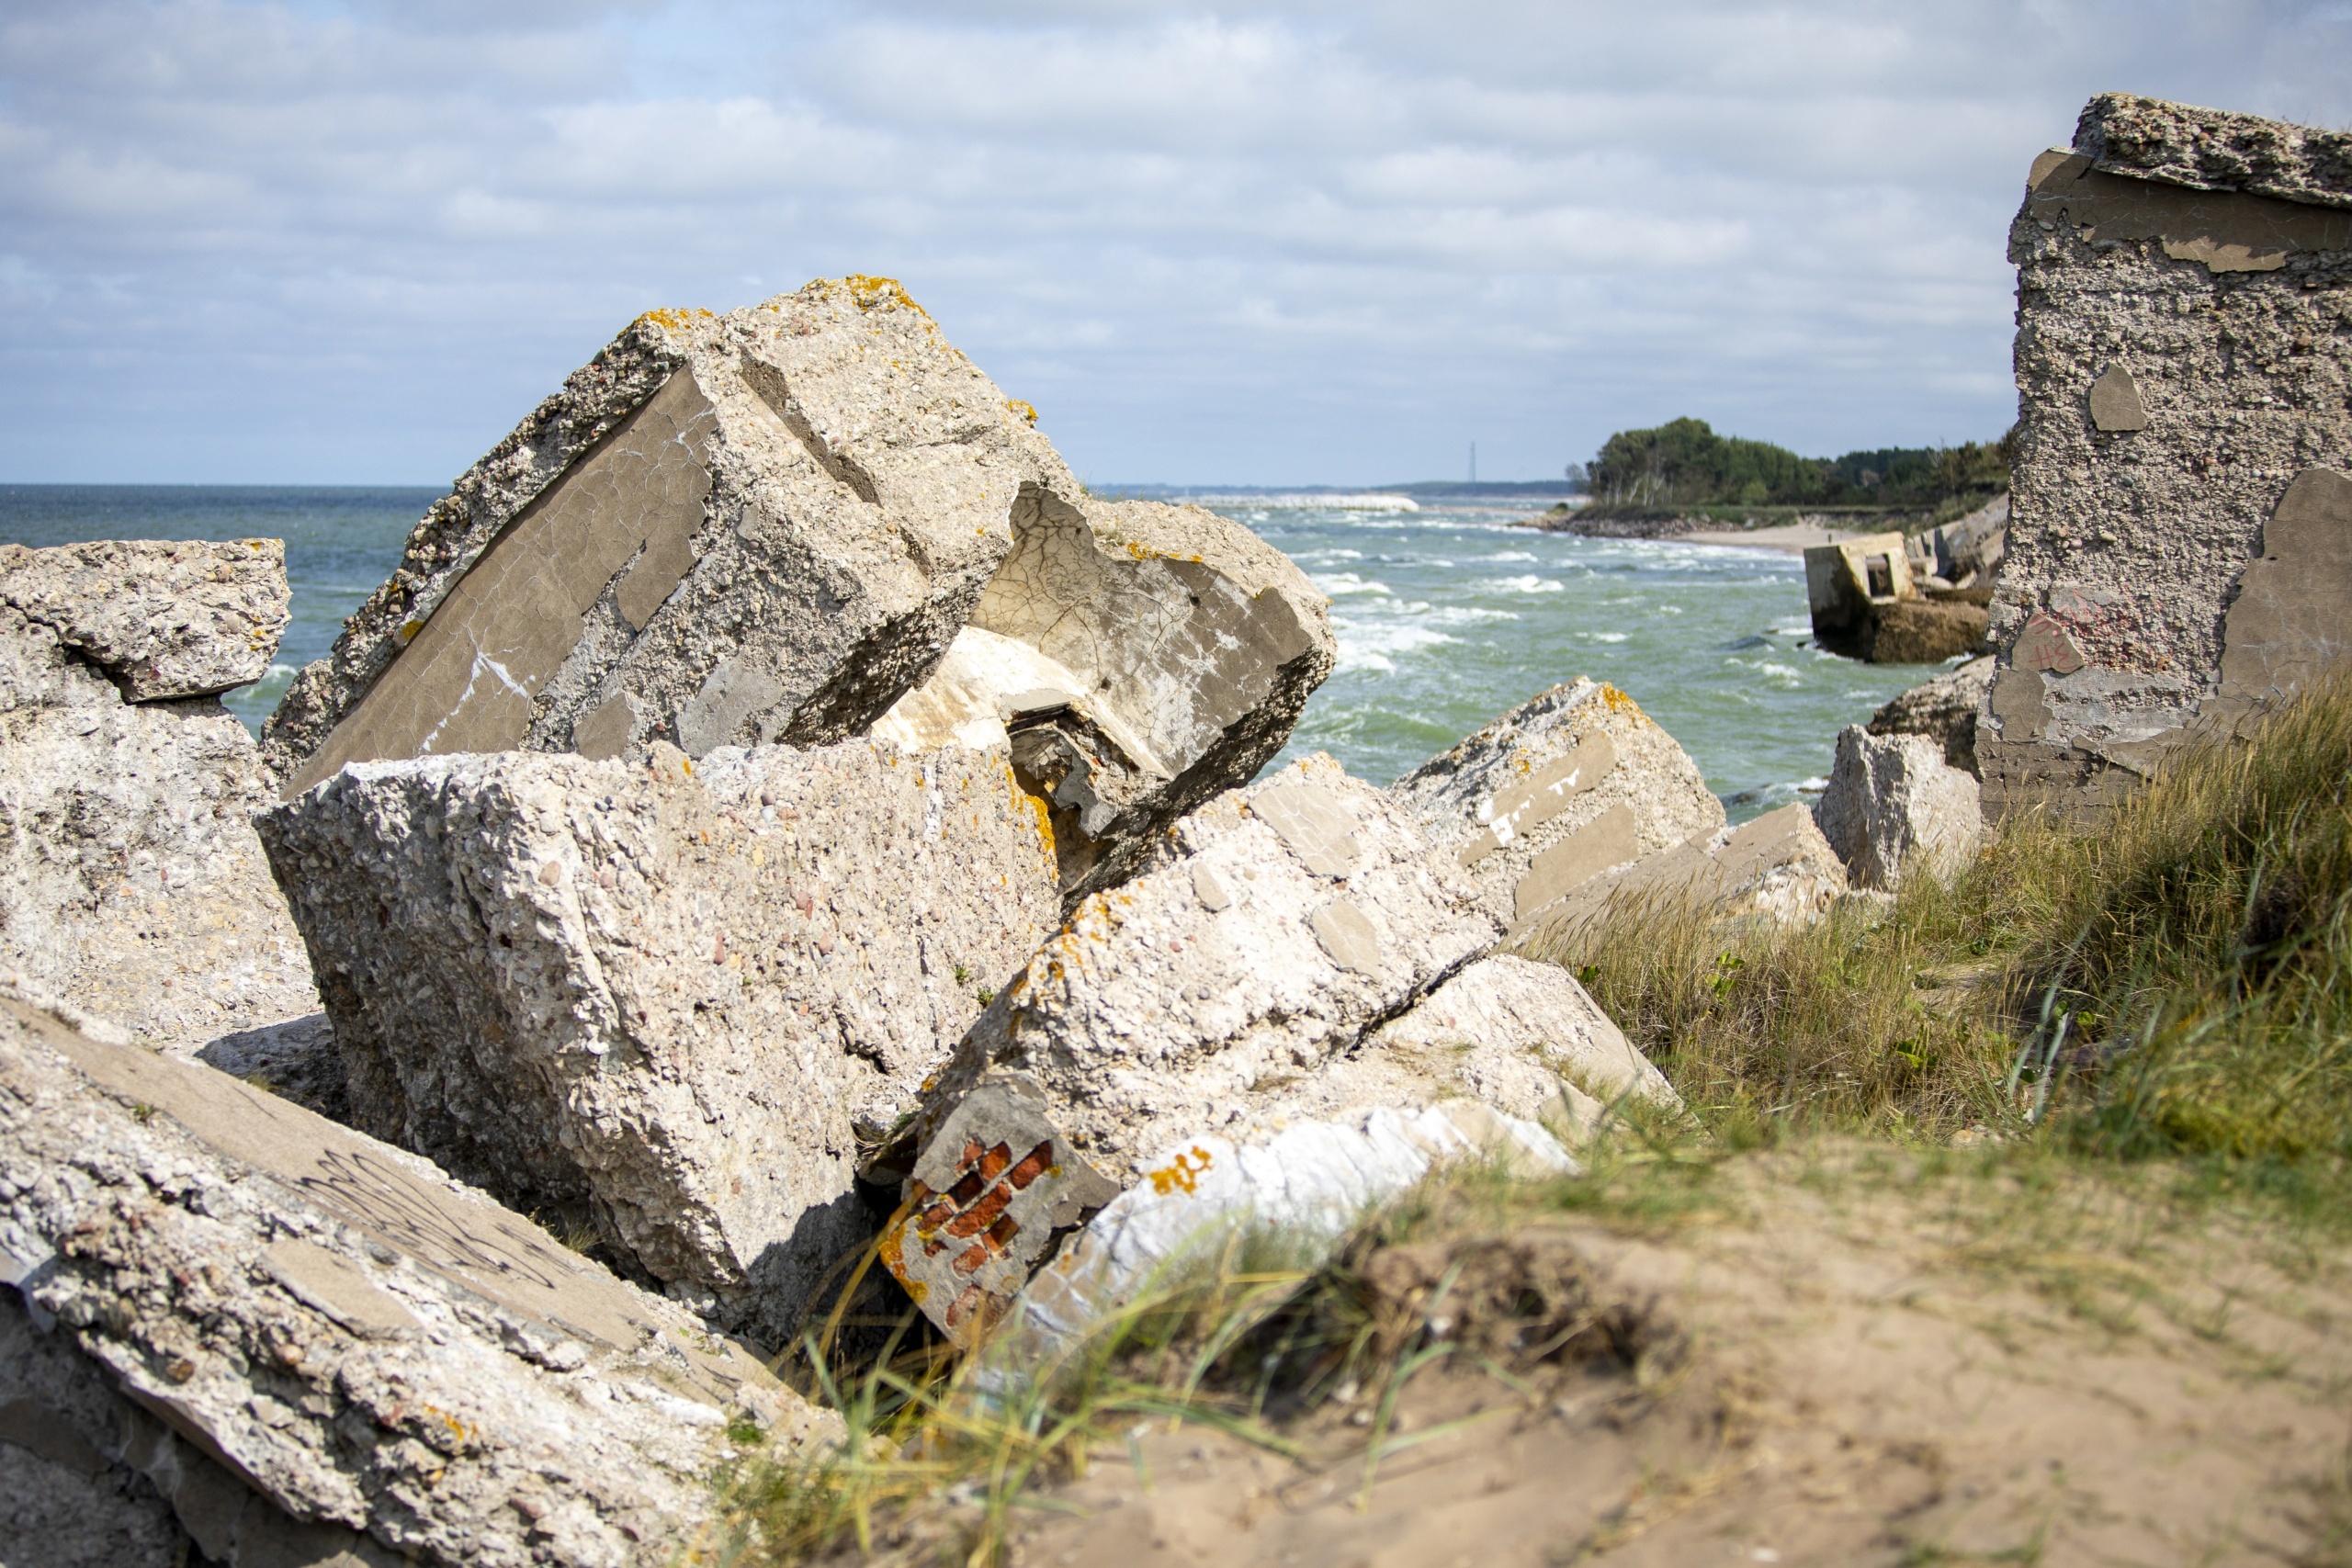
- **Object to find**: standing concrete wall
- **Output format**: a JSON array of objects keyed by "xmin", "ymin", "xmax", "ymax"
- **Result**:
[{"xmin": 1984, "ymin": 94, "xmax": 2352, "ymax": 818}]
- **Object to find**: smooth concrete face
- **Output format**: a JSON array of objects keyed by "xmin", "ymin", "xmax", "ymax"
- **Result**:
[
  {"xmin": 286, "ymin": 372, "xmax": 716, "ymax": 795},
  {"xmin": 1456, "ymin": 733, "xmax": 1615, "ymax": 869},
  {"xmin": 2024, "ymin": 151, "xmax": 2352, "ymax": 272},
  {"xmin": 1512, "ymin": 803, "xmax": 1639, "ymax": 923},
  {"xmin": 2216, "ymin": 468, "xmax": 2352, "ymax": 710}
]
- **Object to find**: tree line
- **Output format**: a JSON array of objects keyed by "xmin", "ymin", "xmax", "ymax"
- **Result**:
[{"xmin": 1579, "ymin": 416, "xmax": 2012, "ymax": 514}]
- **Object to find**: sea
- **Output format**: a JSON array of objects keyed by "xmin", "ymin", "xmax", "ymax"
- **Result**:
[{"xmin": 0, "ymin": 486, "xmax": 1954, "ymax": 820}]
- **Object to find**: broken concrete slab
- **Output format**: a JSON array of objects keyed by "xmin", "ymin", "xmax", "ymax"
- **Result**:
[
  {"xmin": 2, "ymin": 1289, "xmax": 404, "ymax": 1568},
  {"xmin": 1868, "ymin": 656, "xmax": 1995, "ymax": 775},
  {"xmin": 873, "ymin": 490, "xmax": 1335, "ymax": 905},
  {"xmin": 1, "ymin": 539, "xmax": 290, "ymax": 704},
  {"xmin": 256, "ymin": 739, "xmax": 1060, "ymax": 1339},
  {"xmin": 1386, "ymin": 679, "xmax": 1726, "ymax": 930},
  {"xmin": 0, "ymin": 541, "xmax": 321, "ymax": 1057},
  {"xmin": 2210, "ymin": 468, "xmax": 2352, "ymax": 725},
  {"xmin": 1905, "ymin": 494, "xmax": 2007, "ymax": 592},
  {"xmin": 998, "ymin": 1099, "xmax": 1575, "ymax": 1371},
  {"xmin": 1510, "ymin": 803, "xmax": 1850, "ymax": 949},
  {"xmin": 876, "ymin": 753, "xmax": 1504, "ymax": 1339},
  {"xmin": 265, "ymin": 279, "xmax": 1078, "ymax": 794},
  {"xmin": 1815, "ymin": 728, "xmax": 1984, "ymax": 891},
  {"xmin": 0, "ymin": 987, "xmax": 833, "ymax": 1568},
  {"xmin": 1985, "ymin": 96, "xmax": 2352, "ymax": 820}
]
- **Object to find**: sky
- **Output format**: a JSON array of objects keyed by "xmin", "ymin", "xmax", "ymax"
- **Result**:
[{"xmin": 1, "ymin": 2, "xmax": 2346, "ymax": 487}]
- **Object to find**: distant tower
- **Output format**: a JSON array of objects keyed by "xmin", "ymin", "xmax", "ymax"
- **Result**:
[{"xmin": 1469, "ymin": 442, "xmax": 1477, "ymax": 485}]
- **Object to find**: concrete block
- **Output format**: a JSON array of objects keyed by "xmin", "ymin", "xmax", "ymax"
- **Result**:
[
  {"xmin": 266, "ymin": 278, "xmax": 1076, "ymax": 792},
  {"xmin": 0, "ymin": 539, "xmax": 289, "ymax": 704},
  {"xmin": 0, "ymin": 705, "xmax": 320, "ymax": 1056},
  {"xmin": 1514, "ymin": 803, "xmax": 1850, "ymax": 945},
  {"xmin": 877, "ymin": 754, "xmax": 1505, "ymax": 1339},
  {"xmin": 0, "ymin": 987, "xmax": 833, "ymax": 1567},
  {"xmin": 256, "ymin": 739, "xmax": 1059, "ymax": 1337},
  {"xmin": 1984, "ymin": 95, "xmax": 2352, "ymax": 820},
  {"xmin": 1868, "ymin": 655, "xmax": 1995, "ymax": 774},
  {"xmin": 873, "ymin": 490, "xmax": 1335, "ymax": 906},
  {"xmin": 1386, "ymin": 679, "xmax": 1725, "ymax": 931},
  {"xmin": 1815, "ymin": 728, "xmax": 1984, "ymax": 890}
]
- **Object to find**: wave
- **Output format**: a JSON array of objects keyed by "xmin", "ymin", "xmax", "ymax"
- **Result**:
[
  {"xmin": 1313, "ymin": 572, "xmax": 1392, "ymax": 597},
  {"xmin": 1484, "ymin": 575, "xmax": 1565, "ymax": 594}
]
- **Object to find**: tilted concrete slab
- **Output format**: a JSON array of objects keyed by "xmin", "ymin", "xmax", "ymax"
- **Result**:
[
  {"xmin": 256, "ymin": 739, "xmax": 1060, "ymax": 1339},
  {"xmin": 873, "ymin": 490, "xmax": 1334, "ymax": 906},
  {"xmin": 1386, "ymin": 679, "xmax": 1725, "ymax": 930},
  {"xmin": 1984, "ymin": 95, "xmax": 2352, "ymax": 820},
  {"xmin": 0, "ymin": 990, "xmax": 832, "ymax": 1568},
  {"xmin": 1, "ymin": 539, "xmax": 289, "ymax": 703},
  {"xmin": 874, "ymin": 754, "xmax": 1512, "ymax": 1340},
  {"xmin": 1510, "ymin": 804, "xmax": 1849, "ymax": 949},
  {"xmin": 265, "ymin": 278, "xmax": 1076, "ymax": 792}
]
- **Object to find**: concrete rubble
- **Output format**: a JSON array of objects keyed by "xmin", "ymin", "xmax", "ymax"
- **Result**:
[
  {"xmin": 874, "ymin": 754, "xmax": 1579, "ymax": 1341},
  {"xmin": 1869, "ymin": 655, "xmax": 1996, "ymax": 775},
  {"xmin": 1814, "ymin": 728, "xmax": 1984, "ymax": 891},
  {"xmin": 257, "ymin": 738, "xmax": 1060, "ymax": 1340},
  {"xmin": 1387, "ymin": 679, "xmax": 1726, "ymax": 931},
  {"xmin": 1985, "ymin": 95, "xmax": 2352, "ymax": 820},
  {"xmin": 1510, "ymin": 805, "xmax": 1851, "ymax": 948},
  {"xmin": 0, "ymin": 538, "xmax": 322, "ymax": 1058},
  {"xmin": 0, "ymin": 987, "xmax": 833, "ymax": 1568},
  {"xmin": 1905, "ymin": 494, "xmax": 2008, "ymax": 592},
  {"xmin": 264, "ymin": 278, "xmax": 1078, "ymax": 793},
  {"xmin": 263, "ymin": 278, "xmax": 1334, "ymax": 907},
  {"xmin": 872, "ymin": 490, "xmax": 1334, "ymax": 905}
]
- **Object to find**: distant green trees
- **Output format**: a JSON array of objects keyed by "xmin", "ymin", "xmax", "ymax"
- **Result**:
[{"xmin": 1585, "ymin": 417, "xmax": 2011, "ymax": 513}]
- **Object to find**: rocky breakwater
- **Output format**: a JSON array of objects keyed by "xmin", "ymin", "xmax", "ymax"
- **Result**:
[
  {"xmin": 0, "ymin": 986, "xmax": 831, "ymax": 1568},
  {"xmin": 0, "ymin": 539, "xmax": 322, "ymax": 1061},
  {"xmin": 1985, "ymin": 95, "xmax": 2352, "ymax": 820},
  {"xmin": 265, "ymin": 276, "xmax": 1332, "ymax": 909}
]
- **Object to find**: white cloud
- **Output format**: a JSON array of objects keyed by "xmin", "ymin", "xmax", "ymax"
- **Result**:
[{"xmin": 0, "ymin": 0, "xmax": 2344, "ymax": 482}]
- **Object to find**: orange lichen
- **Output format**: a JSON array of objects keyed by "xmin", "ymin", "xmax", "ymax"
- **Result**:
[
  {"xmin": 1005, "ymin": 399, "xmax": 1039, "ymax": 426},
  {"xmin": 1599, "ymin": 682, "xmax": 1642, "ymax": 716},
  {"xmin": 843, "ymin": 275, "xmax": 926, "ymax": 315},
  {"xmin": 1147, "ymin": 1146, "xmax": 1214, "ymax": 1197}
]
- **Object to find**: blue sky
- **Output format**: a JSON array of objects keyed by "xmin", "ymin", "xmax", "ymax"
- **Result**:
[{"xmin": 1, "ymin": 1, "xmax": 2345, "ymax": 486}]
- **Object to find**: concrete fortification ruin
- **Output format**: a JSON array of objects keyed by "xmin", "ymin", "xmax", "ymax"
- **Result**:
[{"xmin": 1984, "ymin": 95, "xmax": 2352, "ymax": 818}]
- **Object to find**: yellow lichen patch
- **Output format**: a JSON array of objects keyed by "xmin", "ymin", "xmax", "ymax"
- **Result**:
[
  {"xmin": 399, "ymin": 620, "xmax": 424, "ymax": 643},
  {"xmin": 636, "ymin": 307, "xmax": 715, "ymax": 334},
  {"xmin": 1005, "ymin": 398, "xmax": 1039, "ymax": 426},
  {"xmin": 842, "ymin": 275, "xmax": 927, "ymax": 316},
  {"xmin": 1599, "ymin": 682, "xmax": 1642, "ymax": 716},
  {"xmin": 1146, "ymin": 1146, "xmax": 1213, "ymax": 1197}
]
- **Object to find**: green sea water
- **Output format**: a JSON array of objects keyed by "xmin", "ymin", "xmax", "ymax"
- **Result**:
[{"xmin": 0, "ymin": 488, "xmax": 1952, "ymax": 817}]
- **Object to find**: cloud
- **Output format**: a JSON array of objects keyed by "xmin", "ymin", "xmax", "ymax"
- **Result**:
[{"xmin": 0, "ymin": 0, "xmax": 2344, "ymax": 483}]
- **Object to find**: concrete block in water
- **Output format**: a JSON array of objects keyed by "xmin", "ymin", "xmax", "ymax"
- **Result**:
[
  {"xmin": 0, "ymin": 989, "xmax": 831, "ymax": 1568},
  {"xmin": 256, "ymin": 740, "xmax": 1058, "ymax": 1338}
]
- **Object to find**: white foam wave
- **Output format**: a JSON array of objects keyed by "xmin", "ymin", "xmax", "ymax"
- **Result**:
[
  {"xmin": 1314, "ymin": 572, "xmax": 1392, "ymax": 597},
  {"xmin": 1587, "ymin": 632, "xmax": 1630, "ymax": 644},
  {"xmin": 1487, "ymin": 550, "xmax": 1536, "ymax": 563},
  {"xmin": 1189, "ymin": 492, "xmax": 1419, "ymax": 512},
  {"xmin": 1333, "ymin": 619, "xmax": 1458, "ymax": 674},
  {"xmin": 1485, "ymin": 575, "xmax": 1564, "ymax": 594}
]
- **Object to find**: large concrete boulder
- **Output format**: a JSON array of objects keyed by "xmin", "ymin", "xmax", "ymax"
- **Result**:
[
  {"xmin": 872, "ymin": 491, "xmax": 1334, "ymax": 905},
  {"xmin": 0, "ymin": 988, "xmax": 831, "ymax": 1568},
  {"xmin": 1985, "ymin": 96, "xmax": 2352, "ymax": 820},
  {"xmin": 1869, "ymin": 655, "xmax": 1995, "ymax": 774},
  {"xmin": 256, "ymin": 739, "xmax": 1059, "ymax": 1338},
  {"xmin": 265, "ymin": 278, "xmax": 1076, "ymax": 793},
  {"xmin": 2, "ymin": 538, "xmax": 289, "ymax": 703},
  {"xmin": 1814, "ymin": 728, "xmax": 1984, "ymax": 891},
  {"xmin": 875, "ymin": 755, "xmax": 1527, "ymax": 1340},
  {"xmin": 0, "ymin": 540, "xmax": 320, "ymax": 1058},
  {"xmin": 1386, "ymin": 679, "xmax": 1726, "ymax": 932}
]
